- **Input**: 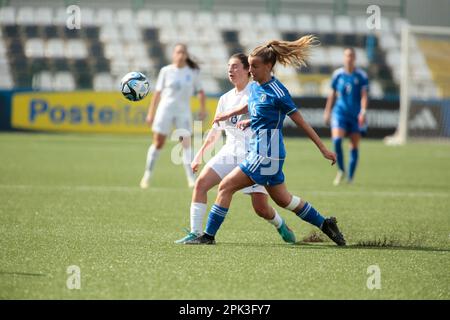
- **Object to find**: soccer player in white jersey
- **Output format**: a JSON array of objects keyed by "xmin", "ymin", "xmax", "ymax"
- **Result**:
[
  {"xmin": 140, "ymin": 44, "xmax": 206, "ymax": 188},
  {"xmin": 175, "ymin": 53, "xmax": 295, "ymax": 244}
]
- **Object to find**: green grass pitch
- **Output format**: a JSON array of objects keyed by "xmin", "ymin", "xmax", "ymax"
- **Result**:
[{"xmin": 0, "ymin": 132, "xmax": 449, "ymax": 299}]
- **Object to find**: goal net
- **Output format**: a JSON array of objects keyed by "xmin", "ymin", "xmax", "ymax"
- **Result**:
[{"xmin": 385, "ymin": 25, "xmax": 450, "ymax": 145}]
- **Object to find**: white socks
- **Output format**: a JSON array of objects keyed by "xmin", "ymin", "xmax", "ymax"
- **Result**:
[
  {"xmin": 190, "ymin": 202, "xmax": 207, "ymax": 234},
  {"xmin": 267, "ymin": 209, "xmax": 283, "ymax": 229},
  {"xmin": 145, "ymin": 144, "xmax": 160, "ymax": 175}
]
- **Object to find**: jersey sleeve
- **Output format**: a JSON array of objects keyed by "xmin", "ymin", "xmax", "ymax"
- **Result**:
[
  {"xmin": 277, "ymin": 93, "xmax": 298, "ymax": 116},
  {"xmin": 330, "ymin": 70, "xmax": 340, "ymax": 90},
  {"xmin": 154, "ymin": 67, "xmax": 166, "ymax": 92},
  {"xmin": 360, "ymin": 72, "xmax": 369, "ymax": 92}
]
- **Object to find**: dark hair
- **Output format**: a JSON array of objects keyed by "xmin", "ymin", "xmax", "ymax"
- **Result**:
[
  {"xmin": 230, "ymin": 53, "xmax": 250, "ymax": 77},
  {"xmin": 175, "ymin": 43, "xmax": 200, "ymax": 70},
  {"xmin": 250, "ymin": 35, "xmax": 319, "ymax": 69}
]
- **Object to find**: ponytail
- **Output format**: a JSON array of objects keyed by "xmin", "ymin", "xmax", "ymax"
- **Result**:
[
  {"xmin": 186, "ymin": 56, "xmax": 200, "ymax": 70},
  {"xmin": 250, "ymin": 35, "xmax": 319, "ymax": 69}
]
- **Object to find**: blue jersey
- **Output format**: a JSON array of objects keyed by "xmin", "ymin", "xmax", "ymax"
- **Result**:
[
  {"xmin": 331, "ymin": 67, "xmax": 369, "ymax": 118},
  {"xmin": 247, "ymin": 77, "xmax": 298, "ymax": 160}
]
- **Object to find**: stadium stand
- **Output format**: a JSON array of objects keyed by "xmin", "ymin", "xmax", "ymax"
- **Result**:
[{"xmin": 0, "ymin": 1, "xmax": 419, "ymax": 98}]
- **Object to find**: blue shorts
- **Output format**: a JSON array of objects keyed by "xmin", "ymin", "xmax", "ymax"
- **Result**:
[
  {"xmin": 239, "ymin": 152, "xmax": 285, "ymax": 186},
  {"xmin": 331, "ymin": 114, "xmax": 360, "ymax": 134}
]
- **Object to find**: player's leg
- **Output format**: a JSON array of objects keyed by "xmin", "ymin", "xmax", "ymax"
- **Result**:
[
  {"xmin": 140, "ymin": 132, "xmax": 166, "ymax": 189},
  {"xmin": 175, "ymin": 166, "xmax": 222, "ymax": 243},
  {"xmin": 348, "ymin": 132, "xmax": 361, "ymax": 183},
  {"xmin": 185, "ymin": 167, "xmax": 254, "ymax": 244},
  {"xmin": 175, "ymin": 114, "xmax": 196, "ymax": 187},
  {"xmin": 249, "ymin": 191, "xmax": 296, "ymax": 243},
  {"xmin": 265, "ymin": 183, "xmax": 346, "ymax": 246},
  {"xmin": 331, "ymin": 115, "xmax": 347, "ymax": 186}
]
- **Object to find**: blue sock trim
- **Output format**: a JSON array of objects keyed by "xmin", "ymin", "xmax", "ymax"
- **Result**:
[{"xmin": 296, "ymin": 202, "xmax": 325, "ymax": 228}]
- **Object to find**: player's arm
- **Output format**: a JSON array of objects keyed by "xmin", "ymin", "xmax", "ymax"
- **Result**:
[
  {"xmin": 290, "ymin": 111, "xmax": 336, "ymax": 165},
  {"xmin": 323, "ymin": 89, "xmax": 336, "ymax": 125},
  {"xmin": 358, "ymin": 88, "xmax": 368, "ymax": 126},
  {"xmin": 191, "ymin": 128, "xmax": 222, "ymax": 173},
  {"xmin": 197, "ymin": 89, "xmax": 207, "ymax": 121},
  {"xmin": 146, "ymin": 90, "xmax": 161, "ymax": 126},
  {"xmin": 213, "ymin": 104, "xmax": 248, "ymax": 124}
]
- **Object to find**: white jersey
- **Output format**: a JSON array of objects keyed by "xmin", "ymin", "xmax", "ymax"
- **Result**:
[
  {"xmin": 212, "ymin": 82, "xmax": 253, "ymax": 156},
  {"xmin": 155, "ymin": 64, "xmax": 202, "ymax": 112}
]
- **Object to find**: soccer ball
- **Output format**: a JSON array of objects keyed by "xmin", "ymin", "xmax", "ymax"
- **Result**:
[{"xmin": 120, "ymin": 72, "xmax": 150, "ymax": 101}]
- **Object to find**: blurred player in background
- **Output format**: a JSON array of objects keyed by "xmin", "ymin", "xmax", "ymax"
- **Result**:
[
  {"xmin": 323, "ymin": 47, "xmax": 369, "ymax": 185},
  {"xmin": 186, "ymin": 36, "xmax": 346, "ymax": 246},
  {"xmin": 140, "ymin": 44, "xmax": 206, "ymax": 188},
  {"xmin": 175, "ymin": 53, "xmax": 295, "ymax": 244}
]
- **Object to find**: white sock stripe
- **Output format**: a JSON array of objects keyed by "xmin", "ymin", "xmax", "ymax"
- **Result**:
[
  {"xmin": 298, "ymin": 203, "xmax": 312, "ymax": 218},
  {"xmin": 285, "ymin": 195, "xmax": 301, "ymax": 211},
  {"xmin": 211, "ymin": 206, "xmax": 228, "ymax": 216}
]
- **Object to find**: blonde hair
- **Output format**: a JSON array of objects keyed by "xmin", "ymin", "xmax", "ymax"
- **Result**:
[{"xmin": 250, "ymin": 35, "xmax": 319, "ymax": 69}]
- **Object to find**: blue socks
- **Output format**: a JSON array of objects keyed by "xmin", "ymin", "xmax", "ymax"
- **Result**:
[
  {"xmin": 333, "ymin": 137, "xmax": 345, "ymax": 173},
  {"xmin": 349, "ymin": 148, "xmax": 359, "ymax": 181},
  {"xmin": 204, "ymin": 204, "xmax": 229, "ymax": 236},
  {"xmin": 296, "ymin": 202, "xmax": 325, "ymax": 228}
]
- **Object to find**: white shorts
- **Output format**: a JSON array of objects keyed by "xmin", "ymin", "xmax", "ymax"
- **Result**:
[
  {"xmin": 206, "ymin": 147, "xmax": 268, "ymax": 195},
  {"xmin": 152, "ymin": 108, "xmax": 192, "ymax": 136}
]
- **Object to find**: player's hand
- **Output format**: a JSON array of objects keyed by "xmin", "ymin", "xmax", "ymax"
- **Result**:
[
  {"xmin": 321, "ymin": 148, "xmax": 337, "ymax": 165},
  {"xmin": 236, "ymin": 119, "xmax": 251, "ymax": 130},
  {"xmin": 213, "ymin": 112, "xmax": 230, "ymax": 125},
  {"xmin": 191, "ymin": 156, "xmax": 202, "ymax": 173},
  {"xmin": 358, "ymin": 113, "xmax": 365, "ymax": 127},
  {"xmin": 145, "ymin": 114, "xmax": 154, "ymax": 127},
  {"xmin": 323, "ymin": 111, "xmax": 331, "ymax": 126}
]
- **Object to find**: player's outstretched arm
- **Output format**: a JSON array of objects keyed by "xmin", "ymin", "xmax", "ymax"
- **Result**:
[
  {"xmin": 213, "ymin": 104, "xmax": 248, "ymax": 125},
  {"xmin": 289, "ymin": 111, "xmax": 336, "ymax": 165},
  {"xmin": 323, "ymin": 90, "xmax": 336, "ymax": 125}
]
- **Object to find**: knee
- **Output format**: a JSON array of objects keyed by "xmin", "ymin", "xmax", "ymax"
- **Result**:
[
  {"xmin": 154, "ymin": 140, "xmax": 164, "ymax": 149},
  {"xmin": 253, "ymin": 202, "xmax": 271, "ymax": 218},
  {"xmin": 194, "ymin": 177, "xmax": 208, "ymax": 194},
  {"xmin": 217, "ymin": 179, "xmax": 234, "ymax": 196}
]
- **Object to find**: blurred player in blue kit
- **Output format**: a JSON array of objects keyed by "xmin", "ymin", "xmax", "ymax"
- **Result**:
[{"xmin": 323, "ymin": 47, "xmax": 369, "ymax": 185}]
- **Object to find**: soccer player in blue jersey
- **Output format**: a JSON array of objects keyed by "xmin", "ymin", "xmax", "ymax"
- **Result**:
[
  {"xmin": 185, "ymin": 36, "xmax": 346, "ymax": 246},
  {"xmin": 323, "ymin": 47, "xmax": 369, "ymax": 185}
]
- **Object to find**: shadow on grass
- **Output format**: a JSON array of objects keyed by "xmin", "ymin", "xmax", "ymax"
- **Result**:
[{"xmin": 0, "ymin": 271, "xmax": 47, "ymax": 277}]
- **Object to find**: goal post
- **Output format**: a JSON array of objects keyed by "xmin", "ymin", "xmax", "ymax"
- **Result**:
[{"xmin": 384, "ymin": 24, "xmax": 450, "ymax": 145}]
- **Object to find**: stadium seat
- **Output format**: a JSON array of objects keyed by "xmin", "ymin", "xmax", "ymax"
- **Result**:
[
  {"xmin": 335, "ymin": 16, "xmax": 354, "ymax": 34},
  {"xmin": 0, "ymin": 7, "xmax": 15, "ymax": 25},
  {"xmin": 93, "ymin": 72, "xmax": 116, "ymax": 91},
  {"xmin": 35, "ymin": 8, "xmax": 53, "ymax": 26},
  {"xmin": 353, "ymin": 16, "xmax": 370, "ymax": 34},
  {"xmin": 276, "ymin": 14, "xmax": 295, "ymax": 32},
  {"xmin": 53, "ymin": 8, "xmax": 68, "ymax": 25},
  {"xmin": 53, "ymin": 71, "xmax": 76, "ymax": 91},
  {"xmin": 296, "ymin": 14, "xmax": 315, "ymax": 32},
  {"xmin": 136, "ymin": 10, "xmax": 155, "ymax": 28},
  {"xmin": 96, "ymin": 8, "xmax": 115, "ymax": 25},
  {"xmin": 236, "ymin": 13, "xmax": 252, "ymax": 29},
  {"xmin": 175, "ymin": 10, "xmax": 194, "ymax": 28},
  {"xmin": 104, "ymin": 42, "xmax": 124, "ymax": 59},
  {"xmin": 25, "ymin": 38, "xmax": 45, "ymax": 58},
  {"xmin": 16, "ymin": 7, "xmax": 35, "ymax": 26},
  {"xmin": 154, "ymin": 10, "xmax": 174, "ymax": 28},
  {"xmin": 255, "ymin": 13, "xmax": 275, "ymax": 31},
  {"xmin": 315, "ymin": 15, "xmax": 334, "ymax": 33},
  {"xmin": 100, "ymin": 25, "xmax": 120, "ymax": 42},
  {"xmin": 66, "ymin": 40, "xmax": 88, "ymax": 59},
  {"xmin": 216, "ymin": 11, "xmax": 233, "ymax": 30},
  {"xmin": 45, "ymin": 39, "xmax": 65, "ymax": 58},
  {"xmin": 32, "ymin": 71, "xmax": 53, "ymax": 90},
  {"xmin": 195, "ymin": 12, "xmax": 214, "ymax": 29},
  {"xmin": 116, "ymin": 9, "xmax": 135, "ymax": 26}
]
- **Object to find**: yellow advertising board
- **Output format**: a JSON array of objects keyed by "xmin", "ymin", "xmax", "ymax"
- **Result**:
[{"xmin": 11, "ymin": 91, "xmax": 219, "ymax": 134}]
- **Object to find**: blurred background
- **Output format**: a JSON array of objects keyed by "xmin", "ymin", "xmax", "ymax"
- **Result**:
[{"xmin": 0, "ymin": 0, "xmax": 449, "ymax": 139}]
